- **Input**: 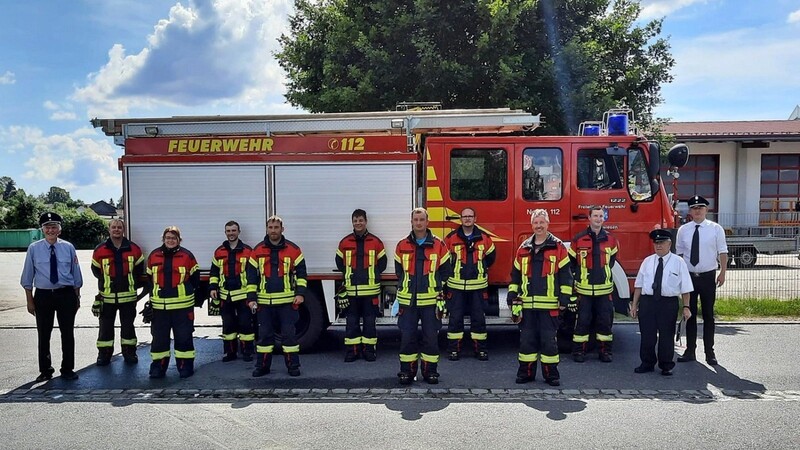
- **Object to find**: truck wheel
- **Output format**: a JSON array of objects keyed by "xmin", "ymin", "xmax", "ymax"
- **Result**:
[
  {"xmin": 275, "ymin": 291, "xmax": 325, "ymax": 353},
  {"xmin": 736, "ymin": 248, "xmax": 757, "ymax": 268}
]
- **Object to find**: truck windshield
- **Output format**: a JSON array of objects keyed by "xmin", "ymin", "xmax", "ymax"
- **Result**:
[{"xmin": 628, "ymin": 147, "xmax": 653, "ymax": 201}]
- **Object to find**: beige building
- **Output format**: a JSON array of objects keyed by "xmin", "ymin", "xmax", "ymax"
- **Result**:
[{"xmin": 662, "ymin": 108, "xmax": 800, "ymax": 232}]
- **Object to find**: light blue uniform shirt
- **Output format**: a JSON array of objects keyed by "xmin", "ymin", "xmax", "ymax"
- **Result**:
[{"xmin": 20, "ymin": 238, "xmax": 83, "ymax": 290}]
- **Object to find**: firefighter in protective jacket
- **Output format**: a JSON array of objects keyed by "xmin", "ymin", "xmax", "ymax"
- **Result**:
[
  {"xmin": 444, "ymin": 207, "xmax": 496, "ymax": 361},
  {"xmin": 144, "ymin": 226, "xmax": 200, "ymax": 379},
  {"xmin": 569, "ymin": 206, "xmax": 619, "ymax": 362},
  {"xmin": 335, "ymin": 209, "xmax": 387, "ymax": 362},
  {"xmin": 248, "ymin": 215, "xmax": 307, "ymax": 377},
  {"xmin": 507, "ymin": 209, "xmax": 574, "ymax": 386},
  {"xmin": 395, "ymin": 208, "xmax": 452, "ymax": 385},
  {"xmin": 91, "ymin": 219, "xmax": 145, "ymax": 366},
  {"xmin": 209, "ymin": 220, "xmax": 257, "ymax": 363}
]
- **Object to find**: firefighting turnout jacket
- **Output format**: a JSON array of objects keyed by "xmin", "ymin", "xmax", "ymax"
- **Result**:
[
  {"xmin": 445, "ymin": 226, "xmax": 496, "ymax": 291},
  {"xmin": 91, "ymin": 237, "xmax": 145, "ymax": 303},
  {"xmin": 250, "ymin": 236, "xmax": 307, "ymax": 305},
  {"xmin": 209, "ymin": 240, "xmax": 256, "ymax": 302},
  {"xmin": 335, "ymin": 230, "xmax": 387, "ymax": 297},
  {"xmin": 568, "ymin": 226, "xmax": 619, "ymax": 296},
  {"xmin": 394, "ymin": 230, "xmax": 452, "ymax": 307},
  {"xmin": 508, "ymin": 233, "xmax": 574, "ymax": 310},
  {"xmin": 146, "ymin": 245, "xmax": 200, "ymax": 310}
]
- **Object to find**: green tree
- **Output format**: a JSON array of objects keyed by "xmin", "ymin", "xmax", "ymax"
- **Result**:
[
  {"xmin": 0, "ymin": 176, "xmax": 17, "ymax": 200},
  {"xmin": 54, "ymin": 207, "xmax": 107, "ymax": 250},
  {"xmin": 41, "ymin": 186, "xmax": 72, "ymax": 204},
  {"xmin": 277, "ymin": 0, "xmax": 674, "ymax": 134},
  {"xmin": 1, "ymin": 190, "xmax": 43, "ymax": 229}
]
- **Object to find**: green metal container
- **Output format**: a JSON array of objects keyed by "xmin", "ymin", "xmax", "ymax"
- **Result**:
[{"xmin": 0, "ymin": 228, "xmax": 44, "ymax": 249}]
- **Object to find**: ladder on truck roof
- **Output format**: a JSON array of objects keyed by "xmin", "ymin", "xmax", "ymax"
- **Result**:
[{"xmin": 92, "ymin": 108, "xmax": 540, "ymax": 146}]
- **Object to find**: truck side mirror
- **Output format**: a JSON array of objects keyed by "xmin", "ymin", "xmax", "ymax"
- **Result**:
[
  {"xmin": 648, "ymin": 142, "xmax": 661, "ymax": 177},
  {"xmin": 667, "ymin": 144, "xmax": 689, "ymax": 168}
]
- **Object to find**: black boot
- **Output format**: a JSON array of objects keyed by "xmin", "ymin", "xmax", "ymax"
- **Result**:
[
  {"xmin": 149, "ymin": 357, "xmax": 169, "ymax": 379},
  {"xmin": 222, "ymin": 339, "xmax": 238, "ymax": 362},
  {"xmin": 598, "ymin": 342, "xmax": 613, "ymax": 363},
  {"xmin": 541, "ymin": 363, "xmax": 560, "ymax": 386},
  {"xmin": 572, "ymin": 342, "xmax": 586, "ymax": 363},
  {"xmin": 121, "ymin": 345, "xmax": 138, "ymax": 365},
  {"xmin": 285, "ymin": 353, "xmax": 301, "ymax": 376},
  {"xmin": 177, "ymin": 358, "xmax": 194, "ymax": 378},
  {"xmin": 252, "ymin": 352, "xmax": 272, "ymax": 377},
  {"xmin": 473, "ymin": 339, "xmax": 489, "ymax": 361},
  {"xmin": 516, "ymin": 361, "xmax": 536, "ymax": 384},
  {"xmin": 344, "ymin": 344, "xmax": 360, "ymax": 362},
  {"xmin": 363, "ymin": 344, "xmax": 377, "ymax": 362},
  {"xmin": 241, "ymin": 340, "xmax": 254, "ymax": 362},
  {"xmin": 398, "ymin": 360, "xmax": 417, "ymax": 385},
  {"xmin": 677, "ymin": 349, "xmax": 696, "ymax": 362},
  {"xmin": 96, "ymin": 347, "xmax": 113, "ymax": 366},
  {"xmin": 421, "ymin": 360, "xmax": 439, "ymax": 384},
  {"xmin": 447, "ymin": 339, "xmax": 461, "ymax": 361}
]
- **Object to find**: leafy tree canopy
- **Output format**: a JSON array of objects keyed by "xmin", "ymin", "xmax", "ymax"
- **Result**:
[{"xmin": 277, "ymin": 0, "xmax": 674, "ymax": 134}]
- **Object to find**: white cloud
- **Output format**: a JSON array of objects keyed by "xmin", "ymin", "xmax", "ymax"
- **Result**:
[
  {"xmin": 0, "ymin": 125, "xmax": 120, "ymax": 201},
  {"xmin": 0, "ymin": 71, "xmax": 15, "ymax": 85},
  {"xmin": 789, "ymin": 9, "xmax": 800, "ymax": 24},
  {"xmin": 672, "ymin": 29, "xmax": 800, "ymax": 87},
  {"xmin": 43, "ymin": 101, "xmax": 77, "ymax": 120},
  {"xmin": 639, "ymin": 0, "xmax": 707, "ymax": 20},
  {"xmin": 50, "ymin": 111, "xmax": 78, "ymax": 121},
  {"xmin": 72, "ymin": 0, "xmax": 295, "ymax": 118}
]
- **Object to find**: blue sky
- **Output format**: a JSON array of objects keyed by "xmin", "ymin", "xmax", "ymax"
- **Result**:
[{"xmin": 1, "ymin": 0, "xmax": 798, "ymax": 204}]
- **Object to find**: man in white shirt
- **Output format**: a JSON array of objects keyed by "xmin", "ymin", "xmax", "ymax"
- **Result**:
[
  {"xmin": 631, "ymin": 229, "xmax": 693, "ymax": 376},
  {"xmin": 674, "ymin": 195, "xmax": 728, "ymax": 365}
]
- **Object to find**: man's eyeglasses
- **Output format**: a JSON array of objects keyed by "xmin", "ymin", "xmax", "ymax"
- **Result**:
[{"xmin": 461, "ymin": 215, "xmax": 475, "ymax": 219}]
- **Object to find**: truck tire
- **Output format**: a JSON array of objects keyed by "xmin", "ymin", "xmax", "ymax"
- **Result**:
[
  {"xmin": 735, "ymin": 247, "xmax": 757, "ymax": 268},
  {"xmin": 275, "ymin": 291, "xmax": 326, "ymax": 353}
]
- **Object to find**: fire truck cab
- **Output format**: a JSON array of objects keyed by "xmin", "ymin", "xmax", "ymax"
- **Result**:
[{"xmin": 94, "ymin": 106, "xmax": 685, "ymax": 350}]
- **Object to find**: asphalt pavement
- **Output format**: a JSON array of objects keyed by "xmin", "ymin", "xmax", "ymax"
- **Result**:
[{"xmin": 3, "ymin": 251, "xmax": 800, "ymax": 449}]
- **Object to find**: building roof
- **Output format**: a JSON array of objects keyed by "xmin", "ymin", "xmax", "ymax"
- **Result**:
[
  {"xmin": 89, "ymin": 200, "xmax": 118, "ymax": 216},
  {"xmin": 662, "ymin": 119, "xmax": 800, "ymax": 142}
]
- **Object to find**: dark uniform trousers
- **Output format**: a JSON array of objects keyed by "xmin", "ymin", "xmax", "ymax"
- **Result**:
[
  {"xmin": 398, "ymin": 305, "xmax": 441, "ymax": 377},
  {"xmin": 638, "ymin": 294, "xmax": 679, "ymax": 371},
  {"xmin": 686, "ymin": 270, "xmax": 716, "ymax": 352},
  {"xmin": 255, "ymin": 304, "xmax": 300, "ymax": 370},
  {"xmin": 98, "ymin": 302, "xmax": 138, "ymax": 350},
  {"xmin": 345, "ymin": 296, "xmax": 378, "ymax": 351},
  {"xmin": 220, "ymin": 298, "xmax": 255, "ymax": 356},
  {"xmin": 34, "ymin": 287, "xmax": 78, "ymax": 374},
  {"xmin": 518, "ymin": 309, "xmax": 560, "ymax": 381},
  {"xmin": 150, "ymin": 308, "xmax": 195, "ymax": 374},
  {"xmin": 573, "ymin": 294, "xmax": 613, "ymax": 351},
  {"xmin": 446, "ymin": 289, "xmax": 487, "ymax": 354}
]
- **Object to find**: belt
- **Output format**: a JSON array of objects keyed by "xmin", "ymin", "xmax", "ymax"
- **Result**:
[
  {"xmin": 36, "ymin": 286, "xmax": 73, "ymax": 293},
  {"xmin": 690, "ymin": 270, "xmax": 716, "ymax": 277}
]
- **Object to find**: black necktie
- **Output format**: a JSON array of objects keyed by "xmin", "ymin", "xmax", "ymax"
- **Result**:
[
  {"xmin": 690, "ymin": 224, "xmax": 700, "ymax": 266},
  {"xmin": 49, "ymin": 245, "xmax": 59, "ymax": 284},
  {"xmin": 653, "ymin": 257, "xmax": 663, "ymax": 300}
]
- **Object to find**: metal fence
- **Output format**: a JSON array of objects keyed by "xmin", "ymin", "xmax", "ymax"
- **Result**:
[{"xmin": 717, "ymin": 252, "xmax": 800, "ymax": 300}]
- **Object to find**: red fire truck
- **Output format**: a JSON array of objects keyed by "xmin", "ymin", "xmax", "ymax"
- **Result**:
[{"xmin": 93, "ymin": 106, "xmax": 688, "ymax": 349}]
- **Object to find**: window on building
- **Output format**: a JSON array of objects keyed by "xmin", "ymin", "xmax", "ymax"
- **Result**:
[
  {"xmin": 522, "ymin": 148, "xmax": 562, "ymax": 201},
  {"xmin": 662, "ymin": 155, "xmax": 719, "ymax": 213},
  {"xmin": 760, "ymin": 154, "xmax": 800, "ymax": 223},
  {"xmin": 449, "ymin": 149, "xmax": 507, "ymax": 201}
]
